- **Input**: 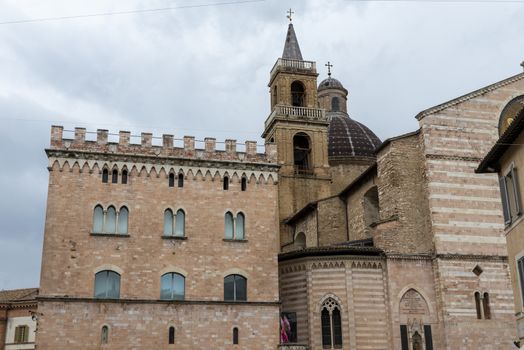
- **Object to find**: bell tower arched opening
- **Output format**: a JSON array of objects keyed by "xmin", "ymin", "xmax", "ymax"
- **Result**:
[
  {"xmin": 291, "ymin": 81, "xmax": 306, "ymax": 107},
  {"xmin": 293, "ymin": 133, "xmax": 311, "ymax": 174}
]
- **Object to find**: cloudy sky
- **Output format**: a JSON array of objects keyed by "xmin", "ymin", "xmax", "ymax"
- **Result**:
[{"xmin": 0, "ymin": 0, "xmax": 523, "ymax": 290}]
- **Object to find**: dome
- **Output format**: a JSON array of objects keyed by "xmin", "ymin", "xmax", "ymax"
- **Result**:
[
  {"xmin": 327, "ymin": 112, "xmax": 381, "ymax": 159},
  {"xmin": 318, "ymin": 77, "xmax": 346, "ymax": 92}
]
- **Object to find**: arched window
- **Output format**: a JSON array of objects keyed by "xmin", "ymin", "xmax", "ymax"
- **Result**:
[
  {"xmin": 93, "ymin": 205, "xmax": 104, "ymax": 233},
  {"xmin": 293, "ymin": 133, "xmax": 311, "ymax": 174},
  {"xmin": 233, "ymin": 327, "xmax": 239, "ymax": 345},
  {"xmin": 102, "ymin": 168, "xmax": 109, "ymax": 183},
  {"xmin": 164, "ymin": 209, "xmax": 174, "ymax": 236},
  {"xmin": 175, "ymin": 210, "xmax": 185, "ymax": 236},
  {"xmin": 320, "ymin": 297, "xmax": 343, "ymax": 348},
  {"xmin": 223, "ymin": 176, "xmax": 229, "ymax": 190},
  {"xmin": 168, "ymin": 326, "xmax": 175, "ymax": 344},
  {"xmin": 241, "ymin": 177, "xmax": 247, "ymax": 191},
  {"xmin": 160, "ymin": 273, "xmax": 185, "ymax": 300},
  {"xmin": 112, "ymin": 169, "xmax": 118, "ymax": 183},
  {"xmin": 331, "ymin": 97, "xmax": 340, "ymax": 112},
  {"xmin": 101, "ymin": 325, "xmax": 109, "ymax": 344},
  {"xmin": 105, "ymin": 206, "xmax": 117, "ymax": 234},
  {"xmin": 483, "ymin": 292, "xmax": 491, "ymax": 319},
  {"xmin": 295, "ymin": 232, "xmax": 306, "ymax": 250},
  {"xmin": 225, "ymin": 212, "xmax": 234, "ymax": 239},
  {"xmin": 224, "ymin": 274, "xmax": 247, "ymax": 301},
  {"xmin": 94, "ymin": 270, "xmax": 120, "ymax": 299},
  {"xmin": 168, "ymin": 173, "xmax": 175, "ymax": 187},
  {"xmin": 236, "ymin": 213, "xmax": 245, "ymax": 240},
  {"xmin": 118, "ymin": 206, "xmax": 128, "ymax": 234},
  {"xmin": 474, "ymin": 292, "xmax": 482, "ymax": 319},
  {"xmin": 122, "ymin": 170, "xmax": 128, "ymax": 184},
  {"xmin": 291, "ymin": 81, "xmax": 305, "ymax": 107},
  {"xmin": 178, "ymin": 173, "xmax": 184, "ymax": 188}
]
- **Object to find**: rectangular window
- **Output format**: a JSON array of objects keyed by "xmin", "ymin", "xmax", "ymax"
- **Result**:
[
  {"xmin": 14, "ymin": 325, "xmax": 28, "ymax": 343},
  {"xmin": 500, "ymin": 166, "xmax": 522, "ymax": 226},
  {"xmin": 519, "ymin": 257, "xmax": 524, "ymax": 306},
  {"xmin": 400, "ymin": 325, "xmax": 409, "ymax": 350},
  {"xmin": 424, "ymin": 325, "xmax": 433, "ymax": 350}
]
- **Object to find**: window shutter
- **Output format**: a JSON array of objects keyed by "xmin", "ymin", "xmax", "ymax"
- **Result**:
[
  {"xmin": 400, "ymin": 325, "xmax": 409, "ymax": 350},
  {"xmin": 511, "ymin": 167, "xmax": 522, "ymax": 216},
  {"xmin": 14, "ymin": 326, "xmax": 20, "ymax": 343},
  {"xmin": 499, "ymin": 177, "xmax": 512, "ymax": 225},
  {"xmin": 424, "ymin": 325, "xmax": 433, "ymax": 350}
]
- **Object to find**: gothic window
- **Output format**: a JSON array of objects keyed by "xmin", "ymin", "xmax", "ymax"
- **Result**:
[
  {"xmin": 483, "ymin": 292, "xmax": 491, "ymax": 319},
  {"xmin": 169, "ymin": 173, "xmax": 175, "ymax": 187},
  {"xmin": 225, "ymin": 212, "xmax": 234, "ymax": 239},
  {"xmin": 223, "ymin": 176, "xmax": 229, "ymax": 190},
  {"xmin": 112, "ymin": 169, "xmax": 118, "ymax": 184},
  {"xmin": 293, "ymin": 133, "xmax": 311, "ymax": 174},
  {"xmin": 102, "ymin": 168, "xmax": 109, "ymax": 183},
  {"xmin": 400, "ymin": 325, "xmax": 409, "ymax": 350},
  {"xmin": 101, "ymin": 326, "xmax": 109, "ymax": 344},
  {"xmin": 160, "ymin": 272, "xmax": 185, "ymax": 300},
  {"xmin": 233, "ymin": 327, "xmax": 239, "ymax": 345},
  {"xmin": 424, "ymin": 325, "xmax": 434, "ymax": 350},
  {"xmin": 164, "ymin": 209, "xmax": 185, "ymax": 237},
  {"xmin": 105, "ymin": 206, "xmax": 117, "ymax": 234},
  {"xmin": 500, "ymin": 166, "xmax": 522, "ymax": 226},
  {"xmin": 224, "ymin": 274, "xmax": 247, "ymax": 301},
  {"xmin": 178, "ymin": 173, "xmax": 184, "ymax": 188},
  {"xmin": 224, "ymin": 212, "xmax": 245, "ymax": 240},
  {"xmin": 241, "ymin": 176, "xmax": 247, "ymax": 191},
  {"xmin": 474, "ymin": 291, "xmax": 482, "ymax": 319},
  {"xmin": 94, "ymin": 270, "xmax": 120, "ymax": 299},
  {"xmin": 93, "ymin": 205, "xmax": 104, "ymax": 233},
  {"xmin": 291, "ymin": 81, "xmax": 305, "ymax": 107},
  {"xmin": 320, "ymin": 297, "xmax": 343, "ymax": 349},
  {"xmin": 117, "ymin": 206, "xmax": 128, "ymax": 234},
  {"xmin": 14, "ymin": 325, "xmax": 29, "ymax": 343},
  {"xmin": 236, "ymin": 212, "xmax": 245, "ymax": 240},
  {"xmin": 168, "ymin": 326, "xmax": 175, "ymax": 344},
  {"xmin": 175, "ymin": 210, "xmax": 185, "ymax": 236},
  {"xmin": 122, "ymin": 169, "xmax": 128, "ymax": 184},
  {"xmin": 331, "ymin": 97, "xmax": 340, "ymax": 112}
]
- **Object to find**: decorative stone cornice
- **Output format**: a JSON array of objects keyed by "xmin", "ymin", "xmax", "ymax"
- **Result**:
[
  {"xmin": 425, "ymin": 153, "xmax": 483, "ymax": 162},
  {"xmin": 47, "ymin": 153, "xmax": 279, "ymax": 185},
  {"xmin": 435, "ymin": 253, "xmax": 508, "ymax": 262}
]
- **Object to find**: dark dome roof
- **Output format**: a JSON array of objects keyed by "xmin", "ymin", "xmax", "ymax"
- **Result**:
[
  {"xmin": 328, "ymin": 112, "xmax": 381, "ymax": 159},
  {"xmin": 318, "ymin": 77, "xmax": 345, "ymax": 92}
]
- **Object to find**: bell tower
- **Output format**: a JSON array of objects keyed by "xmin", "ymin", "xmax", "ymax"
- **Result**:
[{"xmin": 262, "ymin": 14, "xmax": 331, "ymax": 246}]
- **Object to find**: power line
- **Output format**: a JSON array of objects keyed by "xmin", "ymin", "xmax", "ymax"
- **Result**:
[{"xmin": 0, "ymin": 0, "xmax": 265, "ymax": 26}]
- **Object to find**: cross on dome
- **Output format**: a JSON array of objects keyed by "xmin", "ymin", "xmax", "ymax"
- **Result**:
[
  {"xmin": 286, "ymin": 8, "xmax": 294, "ymax": 22},
  {"xmin": 325, "ymin": 61, "xmax": 333, "ymax": 77}
]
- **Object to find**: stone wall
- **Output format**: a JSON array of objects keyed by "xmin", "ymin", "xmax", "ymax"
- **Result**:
[
  {"xmin": 317, "ymin": 197, "xmax": 347, "ymax": 246},
  {"xmin": 374, "ymin": 133, "xmax": 433, "ymax": 254},
  {"xmin": 37, "ymin": 300, "xmax": 279, "ymax": 350}
]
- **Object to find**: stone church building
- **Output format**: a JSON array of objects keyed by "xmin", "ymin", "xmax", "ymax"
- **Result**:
[{"xmin": 35, "ymin": 20, "xmax": 523, "ymax": 349}]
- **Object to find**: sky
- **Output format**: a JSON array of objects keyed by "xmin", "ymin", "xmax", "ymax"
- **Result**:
[{"xmin": 0, "ymin": 0, "xmax": 523, "ymax": 290}]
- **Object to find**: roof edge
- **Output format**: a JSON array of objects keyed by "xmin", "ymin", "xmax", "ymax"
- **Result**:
[
  {"xmin": 415, "ymin": 72, "xmax": 524, "ymax": 121},
  {"xmin": 374, "ymin": 129, "xmax": 420, "ymax": 154}
]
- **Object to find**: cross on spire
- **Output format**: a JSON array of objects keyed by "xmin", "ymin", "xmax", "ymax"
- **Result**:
[
  {"xmin": 287, "ymin": 8, "xmax": 294, "ymax": 22},
  {"xmin": 325, "ymin": 61, "xmax": 333, "ymax": 77}
]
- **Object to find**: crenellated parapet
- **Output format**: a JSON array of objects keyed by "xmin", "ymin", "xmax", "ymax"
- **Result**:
[
  {"xmin": 49, "ymin": 126, "xmax": 277, "ymax": 163},
  {"xmin": 47, "ymin": 126, "xmax": 279, "ymax": 183}
]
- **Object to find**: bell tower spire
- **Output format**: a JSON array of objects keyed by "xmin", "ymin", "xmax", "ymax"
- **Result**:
[{"xmin": 263, "ymin": 12, "xmax": 331, "ymax": 246}]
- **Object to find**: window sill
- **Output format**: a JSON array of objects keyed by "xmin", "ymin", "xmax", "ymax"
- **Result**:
[
  {"xmin": 223, "ymin": 239, "xmax": 248, "ymax": 243},
  {"xmin": 90, "ymin": 233, "xmax": 130, "ymax": 238},
  {"xmin": 162, "ymin": 235, "xmax": 187, "ymax": 240}
]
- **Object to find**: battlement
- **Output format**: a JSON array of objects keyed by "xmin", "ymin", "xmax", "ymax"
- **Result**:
[{"xmin": 49, "ymin": 126, "xmax": 277, "ymax": 164}]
